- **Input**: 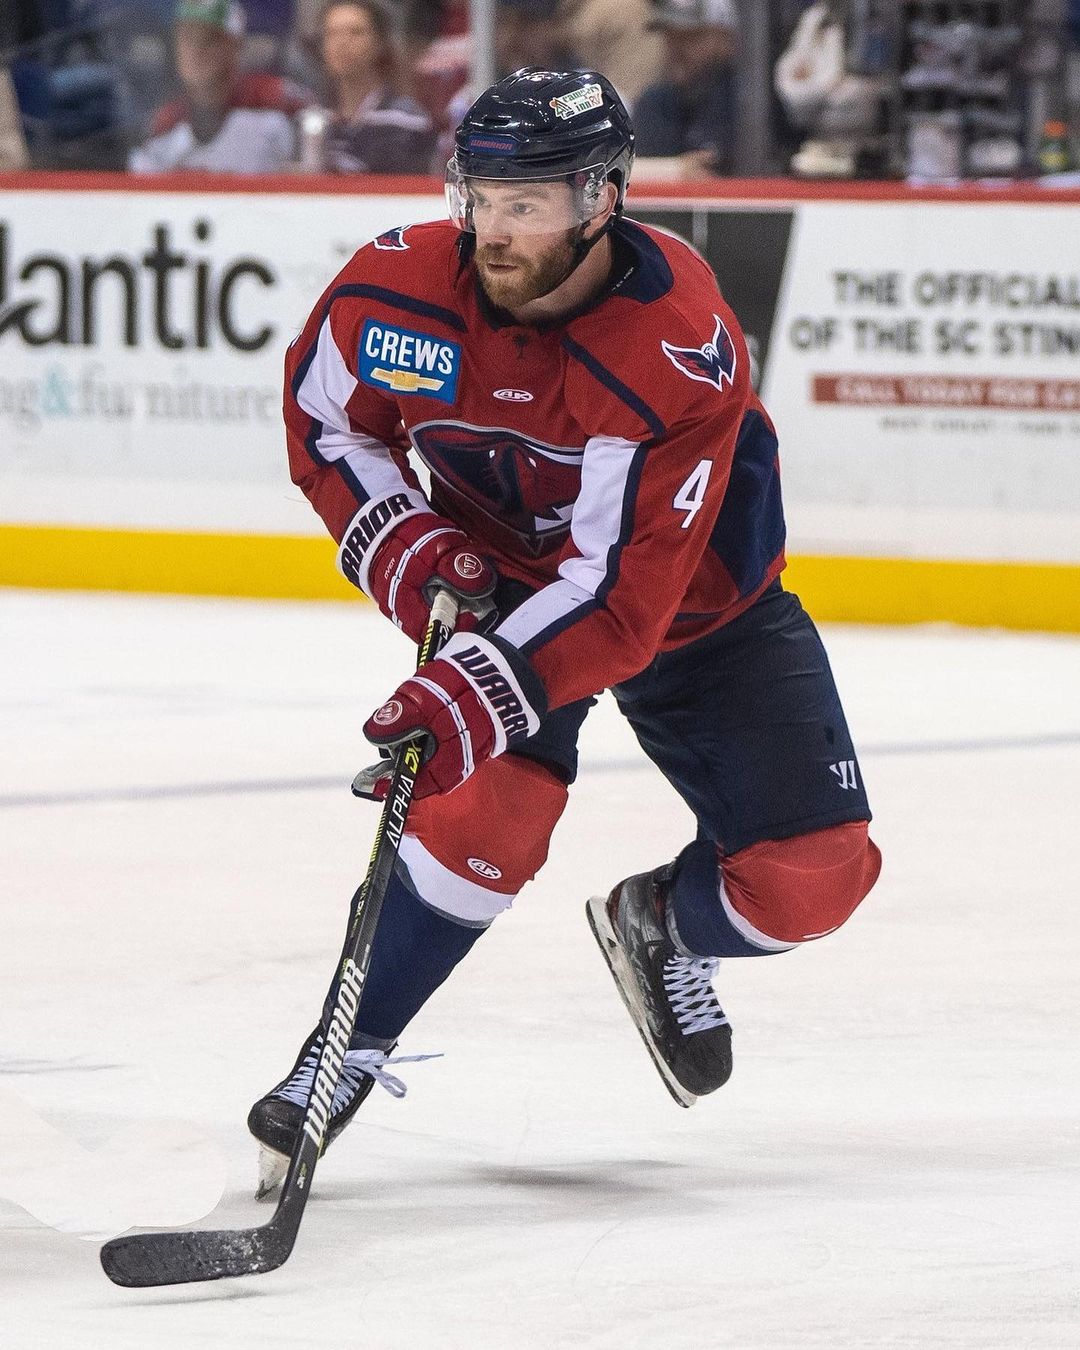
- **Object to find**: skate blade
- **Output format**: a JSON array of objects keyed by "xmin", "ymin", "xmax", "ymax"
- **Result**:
[
  {"xmin": 254, "ymin": 1144, "xmax": 289, "ymax": 1200},
  {"xmin": 586, "ymin": 893, "xmax": 697, "ymax": 1109}
]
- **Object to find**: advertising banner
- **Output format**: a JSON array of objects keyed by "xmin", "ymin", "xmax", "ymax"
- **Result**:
[
  {"xmin": 631, "ymin": 199, "xmax": 1080, "ymax": 565},
  {"xmin": 1, "ymin": 181, "xmax": 1078, "ymax": 597},
  {"xmin": 0, "ymin": 189, "xmax": 442, "ymax": 534},
  {"xmin": 765, "ymin": 203, "xmax": 1080, "ymax": 566}
]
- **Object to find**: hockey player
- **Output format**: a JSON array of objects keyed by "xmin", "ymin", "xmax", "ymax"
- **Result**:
[{"xmin": 249, "ymin": 68, "xmax": 881, "ymax": 1184}]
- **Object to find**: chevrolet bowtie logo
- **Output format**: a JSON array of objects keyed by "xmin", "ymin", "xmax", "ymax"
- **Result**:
[{"xmin": 370, "ymin": 367, "xmax": 446, "ymax": 393}]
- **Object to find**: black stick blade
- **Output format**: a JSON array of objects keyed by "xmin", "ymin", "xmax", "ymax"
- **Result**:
[{"xmin": 100, "ymin": 1222, "xmax": 291, "ymax": 1287}]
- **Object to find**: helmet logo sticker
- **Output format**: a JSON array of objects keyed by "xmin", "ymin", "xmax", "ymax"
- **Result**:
[
  {"xmin": 661, "ymin": 314, "xmax": 738, "ymax": 393},
  {"xmin": 549, "ymin": 84, "xmax": 604, "ymax": 120}
]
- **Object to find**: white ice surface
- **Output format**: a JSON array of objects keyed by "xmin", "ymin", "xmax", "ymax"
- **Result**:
[{"xmin": 2, "ymin": 590, "xmax": 1078, "ymax": 1349}]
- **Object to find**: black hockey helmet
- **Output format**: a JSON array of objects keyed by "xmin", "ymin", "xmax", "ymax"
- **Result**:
[{"xmin": 447, "ymin": 68, "xmax": 635, "ymax": 233}]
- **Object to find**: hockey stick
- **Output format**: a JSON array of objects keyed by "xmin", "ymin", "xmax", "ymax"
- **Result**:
[{"xmin": 100, "ymin": 589, "xmax": 460, "ymax": 1287}]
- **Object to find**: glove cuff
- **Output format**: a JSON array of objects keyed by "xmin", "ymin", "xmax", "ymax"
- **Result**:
[
  {"xmin": 437, "ymin": 632, "xmax": 548, "ymax": 756},
  {"xmin": 337, "ymin": 489, "xmax": 430, "ymax": 596}
]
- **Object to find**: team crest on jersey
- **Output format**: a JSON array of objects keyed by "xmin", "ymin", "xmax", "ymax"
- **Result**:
[
  {"xmin": 359, "ymin": 320, "xmax": 461, "ymax": 403},
  {"xmin": 410, "ymin": 420, "xmax": 583, "ymax": 556},
  {"xmin": 373, "ymin": 226, "xmax": 409, "ymax": 251},
  {"xmin": 661, "ymin": 314, "xmax": 737, "ymax": 392}
]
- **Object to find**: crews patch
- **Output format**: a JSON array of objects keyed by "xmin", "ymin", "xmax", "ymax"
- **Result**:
[
  {"xmin": 359, "ymin": 320, "xmax": 461, "ymax": 403},
  {"xmin": 661, "ymin": 314, "xmax": 737, "ymax": 393}
]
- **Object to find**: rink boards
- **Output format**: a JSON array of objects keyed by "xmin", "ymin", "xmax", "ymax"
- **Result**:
[{"xmin": 0, "ymin": 173, "xmax": 1077, "ymax": 631}]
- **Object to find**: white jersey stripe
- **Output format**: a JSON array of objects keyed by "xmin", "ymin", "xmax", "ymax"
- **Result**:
[
  {"xmin": 562, "ymin": 434, "xmax": 641, "ymax": 594},
  {"xmin": 496, "ymin": 435, "xmax": 641, "ymax": 653},
  {"xmin": 495, "ymin": 576, "xmax": 594, "ymax": 649},
  {"xmin": 399, "ymin": 836, "xmax": 514, "ymax": 925},
  {"xmin": 719, "ymin": 877, "xmax": 799, "ymax": 952},
  {"xmin": 297, "ymin": 318, "xmax": 358, "ymax": 433}
]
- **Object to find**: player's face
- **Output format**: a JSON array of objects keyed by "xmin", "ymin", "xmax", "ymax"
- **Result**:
[{"xmin": 470, "ymin": 181, "xmax": 581, "ymax": 310}]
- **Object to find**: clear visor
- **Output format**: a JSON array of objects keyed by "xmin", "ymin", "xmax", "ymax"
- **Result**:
[{"xmin": 446, "ymin": 160, "xmax": 609, "ymax": 235}]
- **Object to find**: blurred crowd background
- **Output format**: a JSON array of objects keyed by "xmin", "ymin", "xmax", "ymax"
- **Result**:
[{"xmin": 1, "ymin": 0, "xmax": 1079, "ymax": 182}]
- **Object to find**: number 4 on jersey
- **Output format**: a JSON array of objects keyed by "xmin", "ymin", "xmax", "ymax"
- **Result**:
[{"xmin": 673, "ymin": 460, "xmax": 713, "ymax": 528}]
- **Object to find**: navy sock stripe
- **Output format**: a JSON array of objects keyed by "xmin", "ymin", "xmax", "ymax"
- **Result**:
[{"xmin": 671, "ymin": 840, "xmax": 783, "ymax": 959}]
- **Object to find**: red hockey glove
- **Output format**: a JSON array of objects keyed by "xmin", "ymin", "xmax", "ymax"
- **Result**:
[
  {"xmin": 363, "ymin": 633, "xmax": 547, "ymax": 798},
  {"xmin": 369, "ymin": 512, "xmax": 495, "ymax": 644}
]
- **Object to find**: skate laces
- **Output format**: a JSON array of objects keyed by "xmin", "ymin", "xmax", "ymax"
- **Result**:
[
  {"xmin": 663, "ymin": 955, "xmax": 728, "ymax": 1035},
  {"xmin": 342, "ymin": 1048, "xmax": 442, "ymax": 1100},
  {"xmin": 273, "ymin": 1037, "xmax": 442, "ymax": 1109}
]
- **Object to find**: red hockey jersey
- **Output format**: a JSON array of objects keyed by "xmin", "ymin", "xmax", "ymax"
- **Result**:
[{"xmin": 285, "ymin": 217, "xmax": 786, "ymax": 712}]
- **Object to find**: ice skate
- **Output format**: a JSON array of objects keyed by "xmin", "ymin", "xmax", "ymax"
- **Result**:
[
  {"xmin": 586, "ymin": 867, "xmax": 732, "ymax": 1107},
  {"xmin": 248, "ymin": 1027, "xmax": 436, "ymax": 1198}
]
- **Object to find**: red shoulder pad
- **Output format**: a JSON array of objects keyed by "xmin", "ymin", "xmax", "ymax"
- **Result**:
[{"xmin": 350, "ymin": 219, "xmax": 463, "ymax": 306}]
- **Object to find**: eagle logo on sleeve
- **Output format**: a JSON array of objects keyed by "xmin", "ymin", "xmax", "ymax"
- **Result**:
[
  {"xmin": 661, "ymin": 314, "xmax": 737, "ymax": 392},
  {"xmin": 373, "ymin": 226, "xmax": 410, "ymax": 251}
]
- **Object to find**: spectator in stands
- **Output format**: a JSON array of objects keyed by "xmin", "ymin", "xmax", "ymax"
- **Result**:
[
  {"xmin": 402, "ymin": 0, "xmax": 472, "ymax": 144},
  {"xmin": 427, "ymin": 1, "xmax": 583, "ymax": 174},
  {"xmin": 0, "ymin": 69, "xmax": 31, "ymax": 169},
  {"xmin": 555, "ymin": 0, "xmax": 665, "ymax": 108},
  {"xmin": 0, "ymin": 0, "xmax": 37, "ymax": 168},
  {"xmin": 774, "ymin": 1, "xmax": 886, "ymax": 178},
  {"xmin": 1068, "ymin": 0, "xmax": 1080, "ymax": 134},
  {"xmin": 130, "ymin": 0, "xmax": 313, "ymax": 172},
  {"xmin": 314, "ymin": 0, "xmax": 436, "ymax": 173},
  {"xmin": 8, "ymin": 0, "xmax": 132, "ymax": 169},
  {"xmin": 632, "ymin": 0, "xmax": 738, "ymax": 178},
  {"xmin": 496, "ymin": 0, "xmax": 579, "ymax": 79}
]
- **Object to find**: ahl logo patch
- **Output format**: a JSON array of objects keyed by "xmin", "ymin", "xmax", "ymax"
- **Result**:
[
  {"xmin": 359, "ymin": 320, "xmax": 461, "ymax": 403},
  {"xmin": 373, "ymin": 226, "xmax": 409, "ymax": 251},
  {"xmin": 661, "ymin": 314, "xmax": 737, "ymax": 392}
]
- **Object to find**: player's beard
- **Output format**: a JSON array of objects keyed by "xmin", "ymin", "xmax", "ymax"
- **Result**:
[{"xmin": 475, "ymin": 230, "xmax": 578, "ymax": 311}]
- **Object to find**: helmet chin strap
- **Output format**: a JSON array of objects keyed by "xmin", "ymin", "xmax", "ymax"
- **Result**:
[{"xmin": 535, "ymin": 213, "xmax": 614, "ymax": 301}]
